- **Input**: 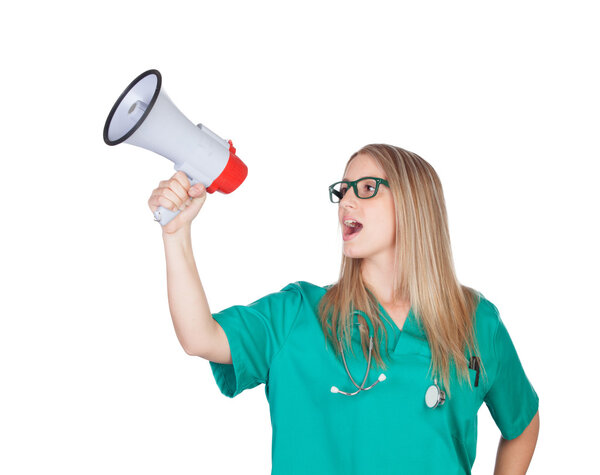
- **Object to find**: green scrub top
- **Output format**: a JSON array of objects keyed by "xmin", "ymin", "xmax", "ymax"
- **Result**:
[{"xmin": 209, "ymin": 281, "xmax": 539, "ymax": 475}]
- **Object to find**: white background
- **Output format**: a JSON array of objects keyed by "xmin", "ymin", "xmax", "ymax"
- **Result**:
[{"xmin": 1, "ymin": 1, "xmax": 598, "ymax": 473}]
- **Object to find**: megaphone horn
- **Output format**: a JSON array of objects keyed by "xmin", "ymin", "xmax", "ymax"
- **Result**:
[{"xmin": 103, "ymin": 69, "xmax": 248, "ymax": 226}]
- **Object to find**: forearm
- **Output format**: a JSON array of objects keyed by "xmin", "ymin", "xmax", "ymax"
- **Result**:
[
  {"xmin": 493, "ymin": 411, "xmax": 540, "ymax": 474},
  {"xmin": 162, "ymin": 226, "xmax": 216, "ymax": 356}
]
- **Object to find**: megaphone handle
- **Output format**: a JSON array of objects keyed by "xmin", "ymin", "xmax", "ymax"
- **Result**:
[{"xmin": 153, "ymin": 175, "xmax": 200, "ymax": 226}]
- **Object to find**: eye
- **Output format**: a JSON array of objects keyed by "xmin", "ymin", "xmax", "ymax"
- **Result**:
[{"xmin": 360, "ymin": 178, "xmax": 377, "ymax": 195}]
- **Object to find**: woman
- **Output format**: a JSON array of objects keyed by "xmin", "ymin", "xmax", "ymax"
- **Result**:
[{"xmin": 148, "ymin": 144, "xmax": 540, "ymax": 474}]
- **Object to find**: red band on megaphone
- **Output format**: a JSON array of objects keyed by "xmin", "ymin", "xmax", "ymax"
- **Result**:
[{"xmin": 207, "ymin": 141, "xmax": 248, "ymax": 194}]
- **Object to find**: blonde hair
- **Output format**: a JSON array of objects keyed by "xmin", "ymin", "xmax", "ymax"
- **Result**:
[{"xmin": 318, "ymin": 144, "xmax": 487, "ymax": 398}]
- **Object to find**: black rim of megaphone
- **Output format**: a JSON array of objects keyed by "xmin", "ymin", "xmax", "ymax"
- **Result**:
[{"xmin": 103, "ymin": 69, "xmax": 162, "ymax": 146}]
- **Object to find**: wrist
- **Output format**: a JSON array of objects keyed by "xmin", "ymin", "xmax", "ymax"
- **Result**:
[{"xmin": 162, "ymin": 224, "xmax": 192, "ymax": 243}]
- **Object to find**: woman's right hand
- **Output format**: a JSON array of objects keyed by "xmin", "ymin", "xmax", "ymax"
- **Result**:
[{"xmin": 148, "ymin": 171, "xmax": 207, "ymax": 235}]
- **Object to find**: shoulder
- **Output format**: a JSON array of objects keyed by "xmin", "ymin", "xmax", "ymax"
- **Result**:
[
  {"xmin": 278, "ymin": 280, "xmax": 332, "ymax": 311},
  {"xmin": 281, "ymin": 280, "xmax": 331, "ymax": 290},
  {"xmin": 470, "ymin": 292, "xmax": 506, "ymax": 382},
  {"xmin": 472, "ymin": 291, "xmax": 502, "ymax": 337},
  {"xmin": 470, "ymin": 292, "xmax": 504, "ymax": 363},
  {"xmin": 232, "ymin": 281, "xmax": 329, "ymax": 314},
  {"xmin": 280, "ymin": 280, "xmax": 331, "ymax": 297}
]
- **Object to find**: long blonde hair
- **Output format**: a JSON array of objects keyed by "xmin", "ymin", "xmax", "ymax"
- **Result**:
[{"xmin": 318, "ymin": 144, "xmax": 486, "ymax": 398}]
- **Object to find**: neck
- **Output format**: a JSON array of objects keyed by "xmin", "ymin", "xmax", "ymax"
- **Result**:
[{"xmin": 360, "ymin": 254, "xmax": 409, "ymax": 307}]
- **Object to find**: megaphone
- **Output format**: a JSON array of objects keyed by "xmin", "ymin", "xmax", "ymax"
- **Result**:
[{"xmin": 103, "ymin": 69, "xmax": 248, "ymax": 226}]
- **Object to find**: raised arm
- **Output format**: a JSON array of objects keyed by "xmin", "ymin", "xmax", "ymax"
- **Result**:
[{"xmin": 149, "ymin": 172, "xmax": 232, "ymax": 364}]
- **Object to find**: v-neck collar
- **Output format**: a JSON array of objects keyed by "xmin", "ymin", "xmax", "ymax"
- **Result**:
[
  {"xmin": 378, "ymin": 302, "xmax": 413, "ymax": 333},
  {"xmin": 378, "ymin": 302, "xmax": 428, "ymax": 354},
  {"xmin": 321, "ymin": 283, "xmax": 429, "ymax": 354},
  {"xmin": 349, "ymin": 302, "xmax": 423, "ymax": 335}
]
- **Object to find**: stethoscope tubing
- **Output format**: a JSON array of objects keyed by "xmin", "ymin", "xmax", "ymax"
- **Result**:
[
  {"xmin": 330, "ymin": 309, "xmax": 471, "ymax": 410},
  {"xmin": 330, "ymin": 311, "xmax": 386, "ymax": 396},
  {"xmin": 335, "ymin": 336, "xmax": 386, "ymax": 395}
]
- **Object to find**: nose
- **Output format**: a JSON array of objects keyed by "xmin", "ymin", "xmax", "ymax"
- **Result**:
[{"xmin": 339, "ymin": 185, "xmax": 358, "ymax": 207}]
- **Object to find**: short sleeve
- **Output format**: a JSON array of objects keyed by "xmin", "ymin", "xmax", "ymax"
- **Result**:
[
  {"xmin": 484, "ymin": 310, "xmax": 539, "ymax": 440},
  {"xmin": 208, "ymin": 283, "xmax": 303, "ymax": 398}
]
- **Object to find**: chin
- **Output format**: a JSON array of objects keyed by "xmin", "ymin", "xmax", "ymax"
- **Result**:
[{"xmin": 342, "ymin": 245, "xmax": 363, "ymax": 259}]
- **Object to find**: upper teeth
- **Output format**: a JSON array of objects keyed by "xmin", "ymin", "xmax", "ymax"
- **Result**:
[{"xmin": 344, "ymin": 219, "xmax": 360, "ymax": 227}]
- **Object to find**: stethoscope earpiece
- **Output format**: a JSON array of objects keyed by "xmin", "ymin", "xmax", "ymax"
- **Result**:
[{"xmin": 424, "ymin": 378, "xmax": 446, "ymax": 409}]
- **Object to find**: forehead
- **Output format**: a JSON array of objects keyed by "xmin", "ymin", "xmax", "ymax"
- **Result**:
[{"xmin": 343, "ymin": 153, "xmax": 386, "ymax": 181}]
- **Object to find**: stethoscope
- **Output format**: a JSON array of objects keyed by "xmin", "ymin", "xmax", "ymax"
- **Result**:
[{"xmin": 329, "ymin": 310, "xmax": 447, "ymax": 409}]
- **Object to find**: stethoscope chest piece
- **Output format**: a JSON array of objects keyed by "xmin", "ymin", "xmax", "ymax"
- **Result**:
[{"xmin": 425, "ymin": 378, "xmax": 446, "ymax": 409}]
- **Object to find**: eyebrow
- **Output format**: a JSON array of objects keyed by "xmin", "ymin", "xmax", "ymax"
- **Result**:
[{"xmin": 341, "ymin": 176, "xmax": 373, "ymax": 181}]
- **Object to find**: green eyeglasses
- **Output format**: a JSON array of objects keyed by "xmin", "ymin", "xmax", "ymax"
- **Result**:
[{"xmin": 329, "ymin": 177, "xmax": 390, "ymax": 203}]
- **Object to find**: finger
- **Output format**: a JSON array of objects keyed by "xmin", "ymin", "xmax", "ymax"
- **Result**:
[
  {"xmin": 156, "ymin": 195, "xmax": 179, "ymax": 212},
  {"xmin": 148, "ymin": 190, "xmax": 160, "ymax": 208},
  {"xmin": 172, "ymin": 171, "xmax": 191, "ymax": 191},
  {"xmin": 166, "ymin": 177, "xmax": 188, "ymax": 202},
  {"xmin": 148, "ymin": 189, "xmax": 169, "ymax": 209},
  {"xmin": 148, "ymin": 193, "xmax": 175, "ymax": 212},
  {"xmin": 150, "ymin": 187, "xmax": 185, "ymax": 202},
  {"xmin": 148, "ymin": 193, "xmax": 176, "ymax": 212},
  {"xmin": 153, "ymin": 189, "xmax": 182, "ymax": 211}
]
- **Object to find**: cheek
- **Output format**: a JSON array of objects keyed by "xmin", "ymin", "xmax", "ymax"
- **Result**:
[
  {"xmin": 381, "ymin": 207, "xmax": 397, "ymax": 242},
  {"xmin": 366, "ymin": 211, "xmax": 395, "ymax": 242},
  {"xmin": 379, "ymin": 201, "xmax": 396, "ymax": 226},
  {"xmin": 384, "ymin": 219, "xmax": 396, "ymax": 242}
]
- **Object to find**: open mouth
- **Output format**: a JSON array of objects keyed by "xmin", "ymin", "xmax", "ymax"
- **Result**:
[{"xmin": 343, "ymin": 220, "xmax": 363, "ymax": 239}]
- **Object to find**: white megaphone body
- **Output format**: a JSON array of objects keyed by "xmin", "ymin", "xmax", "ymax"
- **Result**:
[{"xmin": 103, "ymin": 69, "xmax": 247, "ymax": 226}]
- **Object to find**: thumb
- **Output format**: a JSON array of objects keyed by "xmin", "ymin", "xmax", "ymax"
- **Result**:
[
  {"xmin": 189, "ymin": 183, "xmax": 206, "ymax": 197},
  {"xmin": 182, "ymin": 183, "xmax": 207, "ymax": 214}
]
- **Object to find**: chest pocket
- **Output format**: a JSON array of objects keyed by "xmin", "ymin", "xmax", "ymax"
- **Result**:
[
  {"xmin": 449, "ymin": 357, "xmax": 484, "ymax": 418},
  {"xmin": 466, "ymin": 356, "xmax": 485, "ymax": 409},
  {"xmin": 468, "ymin": 356, "xmax": 481, "ymax": 390},
  {"xmin": 389, "ymin": 331, "xmax": 483, "ymax": 459},
  {"xmin": 396, "ymin": 333, "xmax": 483, "ymax": 408}
]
